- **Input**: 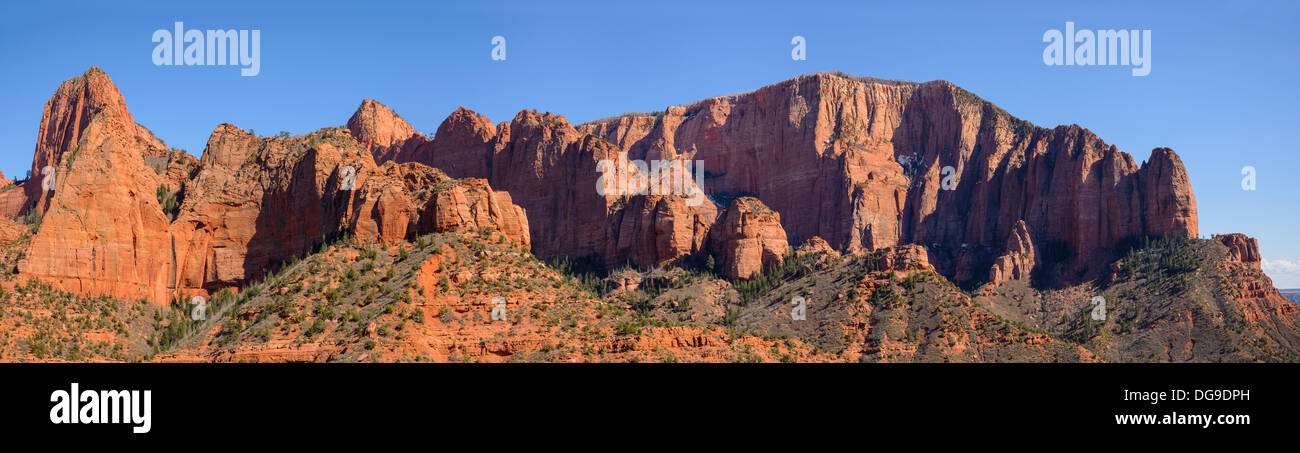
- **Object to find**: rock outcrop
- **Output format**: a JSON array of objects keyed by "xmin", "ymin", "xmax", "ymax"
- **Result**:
[
  {"xmin": 343, "ymin": 74, "xmax": 1198, "ymax": 285},
  {"xmin": 0, "ymin": 185, "xmax": 23, "ymax": 218},
  {"xmin": 0, "ymin": 216, "xmax": 25, "ymax": 244},
  {"xmin": 10, "ymin": 68, "xmax": 1204, "ymax": 306},
  {"xmin": 17, "ymin": 68, "xmax": 176, "ymax": 303},
  {"xmin": 708, "ymin": 197, "xmax": 790, "ymax": 279},
  {"xmin": 989, "ymin": 220, "xmax": 1037, "ymax": 284},
  {"xmin": 168, "ymin": 126, "xmax": 371, "ymax": 293},
  {"xmin": 346, "ymin": 99, "xmax": 427, "ymax": 164},
  {"xmin": 576, "ymin": 73, "xmax": 1199, "ymax": 285},
  {"xmin": 170, "ymin": 126, "xmax": 529, "ymax": 295},
  {"xmin": 1214, "ymin": 233, "xmax": 1261, "ymax": 269},
  {"xmin": 350, "ymin": 105, "xmax": 718, "ymax": 269},
  {"xmin": 871, "ymin": 244, "xmax": 933, "ymax": 273},
  {"xmin": 17, "ymin": 69, "xmax": 529, "ymax": 303},
  {"xmin": 23, "ymin": 67, "xmax": 168, "ymax": 215},
  {"xmin": 1211, "ymin": 234, "xmax": 1298, "ymax": 330},
  {"xmin": 419, "ymin": 106, "xmax": 497, "ymax": 176},
  {"xmin": 346, "ymin": 161, "xmax": 529, "ymax": 248}
]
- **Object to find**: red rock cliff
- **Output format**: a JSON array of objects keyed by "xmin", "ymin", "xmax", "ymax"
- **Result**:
[
  {"xmin": 16, "ymin": 68, "xmax": 175, "ymax": 303},
  {"xmin": 577, "ymin": 73, "xmax": 1198, "ymax": 284}
]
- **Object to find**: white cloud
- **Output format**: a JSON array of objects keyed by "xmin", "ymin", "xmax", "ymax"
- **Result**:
[
  {"xmin": 1262, "ymin": 258, "xmax": 1300, "ymax": 289},
  {"xmin": 1263, "ymin": 258, "xmax": 1300, "ymax": 274}
]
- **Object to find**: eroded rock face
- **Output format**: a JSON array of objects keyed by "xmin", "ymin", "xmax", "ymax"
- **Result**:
[
  {"xmin": 577, "ymin": 73, "xmax": 1199, "ymax": 285},
  {"xmin": 1215, "ymin": 233, "xmax": 1261, "ymax": 269},
  {"xmin": 1207, "ymin": 234, "xmax": 1299, "ymax": 355},
  {"xmin": 172, "ymin": 126, "xmax": 530, "ymax": 295},
  {"xmin": 14, "ymin": 68, "xmax": 1206, "ymax": 308},
  {"xmin": 607, "ymin": 194, "xmax": 716, "ymax": 269},
  {"xmin": 24, "ymin": 67, "xmax": 168, "ymax": 215},
  {"xmin": 708, "ymin": 197, "xmax": 790, "ymax": 279},
  {"xmin": 0, "ymin": 216, "xmax": 25, "ymax": 244},
  {"xmin": 352, "ymin": 103, "xmax": 718, "ymax": 268},
  {"xmin": 424, "ymin": 175, "xmax": 530, "ymax": 248},
  {"xmin": 17, "ymin": 71, "xmax": 175, "ymax": 303},
  {"xmin": 168, "ymin": 126, "xmax": 368, "ymax": 293},
  {"xmin": 346, "ymin": 99, "xmax": 428, "ymax": 164},
  {"xmin": 872, "ymin": 244, "xmax": 933, "ymax": 273},
  {"xmin": 0, "ymin": 184, "xmax": 24, "ymax": 218},
  {"xmin": 418, "ymin": 106, "xmax": 498, "ymax": 176},
  {"xmin": 347, "ymin": 74, "xmax": 1198, "ymax": 285},
  {"xmin": 989, "ymin": 220, "xmax": 1036, "ymax": 284},
  {"xmin": 796, "ymin": 236, "xmax": 839, "ymax": 258},
  {"xmin": 348, "ymin": 161, "xmax": 531, "ymax": 248}
]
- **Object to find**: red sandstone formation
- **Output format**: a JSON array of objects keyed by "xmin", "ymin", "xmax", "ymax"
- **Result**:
[
  {"xmin": 707, "ymin": 197, "xmax": 790, "ymax": 279},
  {"xmin": 871, "ymin": 244, "xmax": 934, "ymax": 273},
  {"xmin": 346, "ymin": 99, "xmax": 428, "ymax": 164},
  {"xmin": 349, "ymin": 105, "xmax": 717, "ymax": 269},
  {"xmin": 1210, "ymin": 233, "xmax": 1299, "ymax": 341},
  {"xmin": 577, "ymin": 73, "xmax": 1198, "ymax": 284},
  {"xmin": 0, "ymin": 216, "xmax": 24, "ymax": 244},
  {"xmin": 989, "ymin": 220, "xmax": 1036, "ymax": 284},
  {"xmin": 16, "ymin": 68, "xmax": 175, "ymax": 303},
  {"xmin": 24, "ymin": 67, "xmax": 168, "ymax": 215},
  {"xmin": 169, "ymin": 125, "xmax": 528, "ymax": 297},
  {"xmin": 347, "ymin": 74, "xmax": 1200, "ymax": 286},
  {"xmin": 15, "ymin": 70, "xmax": 527, "ymax": 303},
  {"xmin": 1215, "ymin": 233, "xmax": 1261, "ymax": 269},
  {"xmin": 9, "ymin": 68, "xmax": 1204, "ymax": 304}
]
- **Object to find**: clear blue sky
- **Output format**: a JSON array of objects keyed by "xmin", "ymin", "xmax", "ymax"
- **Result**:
[{"xmin": 2, "ymin": 0, "xmax": 1298, "ymax": 286}]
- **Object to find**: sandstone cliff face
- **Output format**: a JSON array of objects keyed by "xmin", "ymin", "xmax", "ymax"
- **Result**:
[
  {"xmin": 418, "ymin": 106, "xmax": 497, "ymax": 176},
  {"xmin": 16, "ymin": 69, "xmax": 175, "ymax": 303},
  {"xmin": 23, "ymin": 67, "xmax": 168, "ymax": 215},
  {"xmin": 346, "ymin": 99, "xmax": 428, "ymax": 164},
  {"xmin": 1214, "ymin": 233, "xmax": 1261, "ymax": 269},
  {"xmin": 0, "ymin": 216, "xmax": 25, "ymax": 244},
  {"xmin": 577, "ymin": 73, "xmax": 1198, "ymax": 285},
  {"xmin": 170, "ymin": 126, "xmax": 529, "ymax": 295},
  {"xmin": 989, "ymin": 220, "xmax": 1036, "ymax": 284},
  {"xmin": 708, "ymin": 197, "xmax": 789, "ymax": 279},
  {"xmin": 1210, "ymin": 235, "xmax": 1298, "ymax": 335},
  {"xmin": 11, "ymin": 68, "xmax": 1202, "ymax": 306},
  {"xmin": 871, "ymin": 244, "xmax": 933, "ymax": 273},
  {"xmin": 351, "ymin": 105, "xmax": 717, "ymax": 269},
  {"xmin": 606, "ymin": 194, "xmax": 716, "ymax": 269},
  {"xmin": 0, "ymin": 184, "xmax": 23, "ymax": 218},
  {"xmin": 410, "ymin": 168, "xmax": 529, "ymax": 248},
  {"xmin": 16, "ymin": 69, "xmax": 529, "ymax": 303},
  {"xmin": 168, "ymin": 126, "xmax": 370, "ymax": 294}
]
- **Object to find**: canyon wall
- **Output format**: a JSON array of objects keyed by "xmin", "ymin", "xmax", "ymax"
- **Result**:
[
  {"xmin": 350, "ymin": 73, "xmax": 1197, "ymax": 285},
  {"xmin": 6, "ymin": 68, "xmax": 1202, "ymax": 303}
]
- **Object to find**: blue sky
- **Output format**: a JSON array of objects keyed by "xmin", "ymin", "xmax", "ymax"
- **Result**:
[{"xmin": 2, "ymin": 0, "xmax": 1298, "ymax": 286}]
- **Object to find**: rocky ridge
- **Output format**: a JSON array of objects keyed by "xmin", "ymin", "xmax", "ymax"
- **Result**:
[{"xmin": 0, "ymin": 67, "xmax": 1291, "ymax": 364}]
